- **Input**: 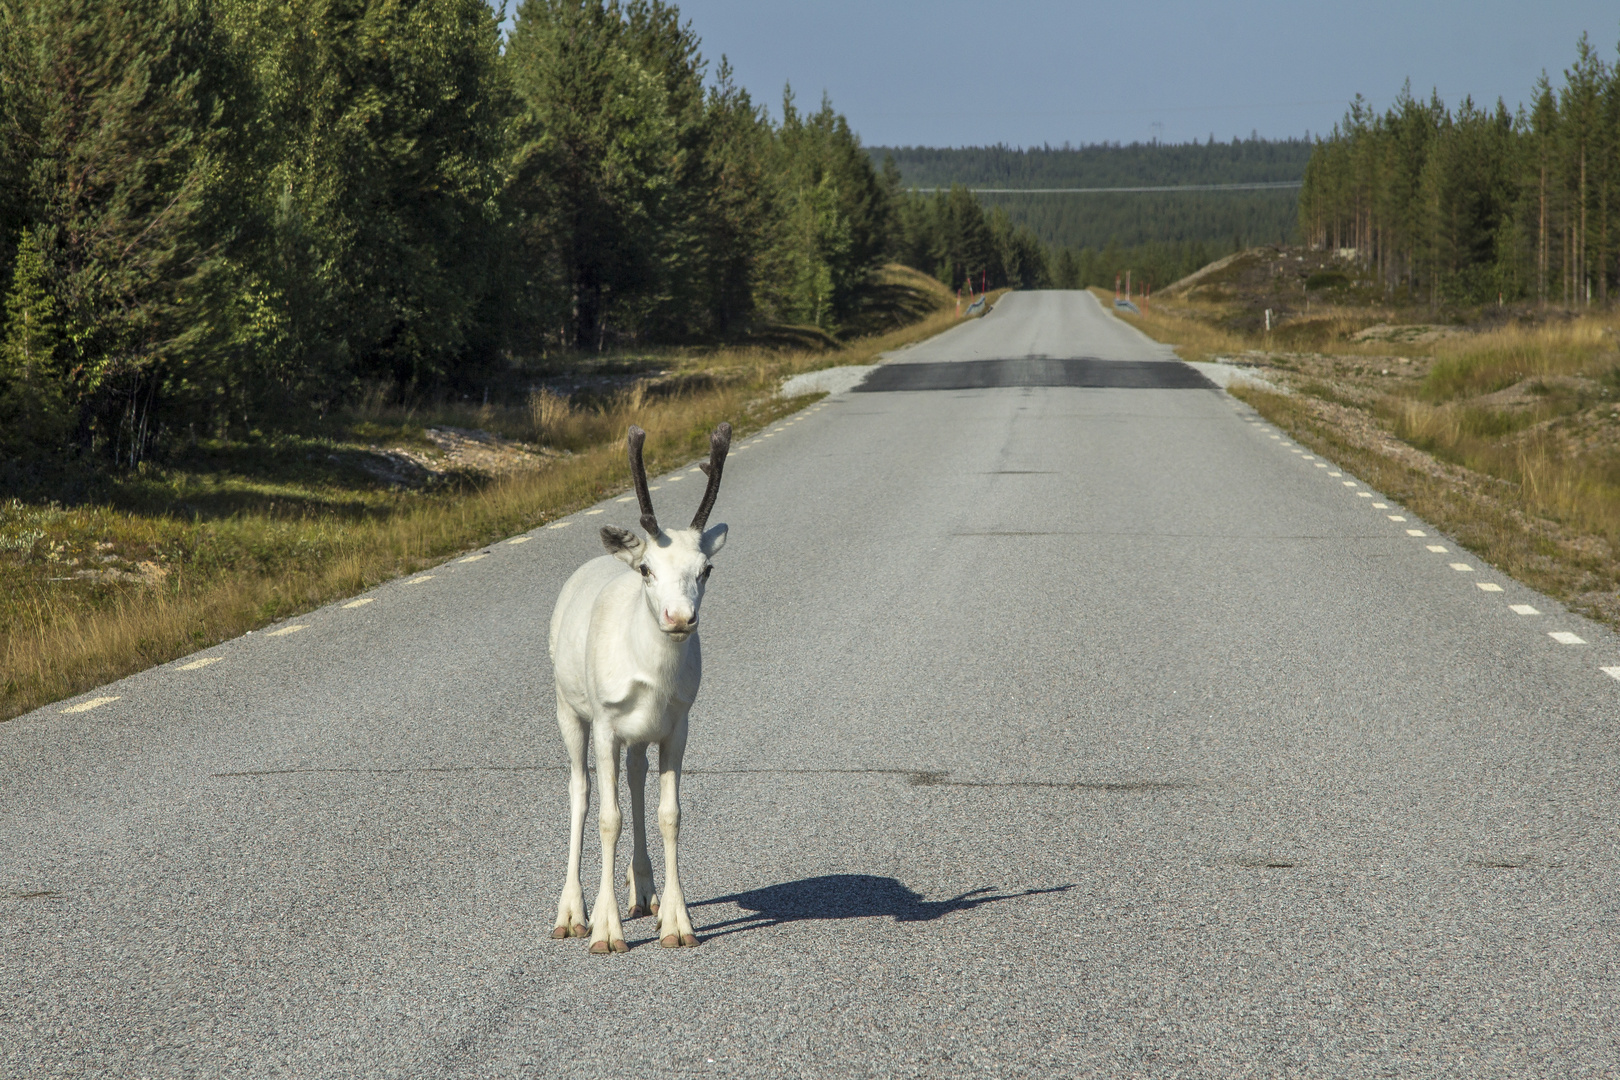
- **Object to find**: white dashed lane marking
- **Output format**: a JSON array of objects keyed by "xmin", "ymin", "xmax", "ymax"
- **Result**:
[
  {"xmin": 176, "ymin": 657, "xmax": 221, "ymax": 671},
  {"xmin": 508, "ymin": 536, "xmax": 531, "ymax": 544},
  {"xmin": 343, "ymin": 599, "xmax": 374, "ymax": 609},
  {"xmin": 547, "ymin": 522, "xmax": 573, "ymax": 530},
  {"xmin": 459, "ymin": 554, "xmax": 487, "ymax": 563},
  {"xmin": 585, "ymin": 509, "xmax": 605, "ymax": 515},
  {"xmin": 1244, "ymin": 428, "xmax": 1616, "ymax": 680},
  {"xmin": 405, "ymin": 575, "xmax": 435, "ymax": 583},
  {"xmin": 267, "ymin": 625, "xmax": 307, "ymax": 637},
  {"xmin": 60, "ymin": 696, "xmax": 119, "ymax": 714},
  {"xmin": 615, "ymin": 497, "xmax": 635, "ymax": 503}
]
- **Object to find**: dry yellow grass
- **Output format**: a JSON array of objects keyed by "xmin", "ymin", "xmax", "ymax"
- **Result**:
[
  {"xmin": 2, "ymin": 383, "xmax": 783, "ymax": 721},
  {"xmin": 1422, "ymin": 315, "xmax": 1620, "ymax": 399},
  {"xmin": 1086, "ymin": 287, "xmax": 1248, "ymax": 361}
]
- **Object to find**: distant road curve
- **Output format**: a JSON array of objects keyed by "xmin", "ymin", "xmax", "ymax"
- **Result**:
[{"xmin": 907, "ymin": 180, "xmax": 1302, "ymax": 194}]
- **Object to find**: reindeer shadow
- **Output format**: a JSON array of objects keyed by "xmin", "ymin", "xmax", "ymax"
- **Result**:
[{"xmin": 690, "ymin": 874, "xmax": 1074, "ymax": 941}]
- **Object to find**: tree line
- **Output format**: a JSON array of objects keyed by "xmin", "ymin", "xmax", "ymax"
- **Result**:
[
  {"xmin": 0, "ymin": 0, "xmax": 899, "ymax": 464},
  {"xmin": 1298, "ymin": 33, "xmax": 1620, "ymax": 307},
  {"xmin": 876, "ymin": 139, "xmax": 1308, "ymax": 254}
]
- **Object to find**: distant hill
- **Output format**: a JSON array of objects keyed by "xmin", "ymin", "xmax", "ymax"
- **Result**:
[{"xmin": 871, "ymin": 140, "xmax": 1310, "ymax": 251}]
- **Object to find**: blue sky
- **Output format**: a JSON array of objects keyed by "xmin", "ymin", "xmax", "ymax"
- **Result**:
[{"xmin": 496, "ymin": 1, "xmax": 1620, "ymax": 148}]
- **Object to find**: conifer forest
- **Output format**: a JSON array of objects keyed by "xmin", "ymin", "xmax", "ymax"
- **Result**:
[{"xmin": 1298, "ymin": 34, "xmax": 1620, "ymax": 308}]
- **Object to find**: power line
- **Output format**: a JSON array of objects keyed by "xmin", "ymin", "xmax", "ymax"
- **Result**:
[{"xmin": 907, "ymin": 181, "xmax": 1303, "ymax": 194}]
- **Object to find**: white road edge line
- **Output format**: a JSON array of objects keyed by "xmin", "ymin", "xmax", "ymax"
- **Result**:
[
  {"xmin": 60, "ymin": 696, "xmax": 119, "ymax": 714},
  {"xmin": 1602, "ymin": 666, "xmax": 1620, "ymax": 681},
  {"xmin": 1510, "ymin": 604, "xmax": 1540, "ymax": 615},
  {"xmin": 1476, "ymin": 583, "xmax": 1504, "ymax": 592},
  {"xmin": 1550, "ymin": 631, "xmax": 1587, "ymax": 645}
]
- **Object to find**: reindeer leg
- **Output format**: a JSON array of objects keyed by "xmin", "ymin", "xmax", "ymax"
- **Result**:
[
  {"xmin": 588, "ymin": 728, "xmax": 629, "ymax": 954},
  {"xmin": 552, "ymin": 695, "xmax": 589, "ymax": 940},
  {"xmin": 656, "ymin": 716, "xmax": 698, "ymax": 948},
  {"xmin": 625, "ymin": 743, "xmax": 659, "ymax": 918}
]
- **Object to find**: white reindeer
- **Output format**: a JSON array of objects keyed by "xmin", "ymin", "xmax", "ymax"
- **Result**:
[{"xmin": 548, "ymin": 423, "xmax": 731, "ymax": 953}]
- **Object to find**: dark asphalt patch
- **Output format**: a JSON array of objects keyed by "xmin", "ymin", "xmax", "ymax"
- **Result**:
[{"xmin": 855, "ymin": 357, "xmax": 1216, "ymax": 392}]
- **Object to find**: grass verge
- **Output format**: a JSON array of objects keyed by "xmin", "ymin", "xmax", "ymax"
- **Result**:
[{"xmin": 1, "ymin": 265, "xmax": 963, "ymax": 722}]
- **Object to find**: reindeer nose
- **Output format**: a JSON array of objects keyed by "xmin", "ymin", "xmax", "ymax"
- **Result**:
[{"xmin": 663, "ymin": 608, "xmax": 697, "ymax": 630}]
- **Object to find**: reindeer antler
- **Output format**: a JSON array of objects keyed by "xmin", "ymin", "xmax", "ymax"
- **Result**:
[
  {"xmin": 690, "ymin": 422, "xmax": 731, "ymax": 530},
  {"xmin": 626, "ymin": 426, "xmax": 660, "ymax": 536}
]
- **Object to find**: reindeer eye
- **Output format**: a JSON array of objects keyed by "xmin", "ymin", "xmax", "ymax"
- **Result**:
[
  {"xmin": 639, "ymin": 564, "xmax": 651, "ymax": 579},
  {"xmin": 700, "ymin": 565, "xmax": 712, "ymax": 580}
]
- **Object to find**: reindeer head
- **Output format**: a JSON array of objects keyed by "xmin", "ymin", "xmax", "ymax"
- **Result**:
[{"xmin": 600, "ymin": 423, "xmax": 730, "ymax": 641}]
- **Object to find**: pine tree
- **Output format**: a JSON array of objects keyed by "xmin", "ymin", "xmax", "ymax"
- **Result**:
[{"xmin": 0, "ymin": 227, "xmax": 73, "ymax": 452}]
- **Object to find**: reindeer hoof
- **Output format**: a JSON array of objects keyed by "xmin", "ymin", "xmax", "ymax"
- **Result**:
[
  {"xmin": 649, "ymin": 899, "xmax": 660, "ymax": 915},
  {"xmin": 611, "ymin": 938, "xmax": 629, "ymax": 953},
  {"xmin": 627, "ymin": 904, "xmax": 649, "ymax": 919},
  {"xmin": 589, "ymin": 940, "xmax": 611, "ymax": 955},
  {"xmin": 570, "ymin": 924, "xmax": 588, "ymax": 938},
  {"xmin": 661, "ymin": 934, "xmax": 680, "ymax": 949},
  {"xmin": 680, "ymin": 934, "xmax": 699, "ymax": 948},
  {"xmin": 551, "ymin": 926, "xmax": 569, "ymax": 939}
]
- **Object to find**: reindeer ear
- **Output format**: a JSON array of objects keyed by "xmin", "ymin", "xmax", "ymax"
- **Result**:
[
  {"xmin": 600, "ymin": 525, "xmax": 646, "ymax": 566},
  {"xmin": 699, "ymin": 523, "xmax": 727, "ymax": 556}
]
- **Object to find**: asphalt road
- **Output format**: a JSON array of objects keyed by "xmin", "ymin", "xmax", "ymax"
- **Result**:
[{"xmin": 5, "ymin": 290, "xmax": 1619, "ymax": 1078}]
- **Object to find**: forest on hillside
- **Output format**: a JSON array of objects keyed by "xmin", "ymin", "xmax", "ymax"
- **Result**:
[
  {"xmin": 873, "ymin": 139, "xmax": 1308, "ymax": 292},
  {"xmin": 875, "ymin": 139, "xmax": 1308, "ymax": 252},
  {"xmin": 1299, "ymin": 34, "xmax": 1620, "ymax": 307}
]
